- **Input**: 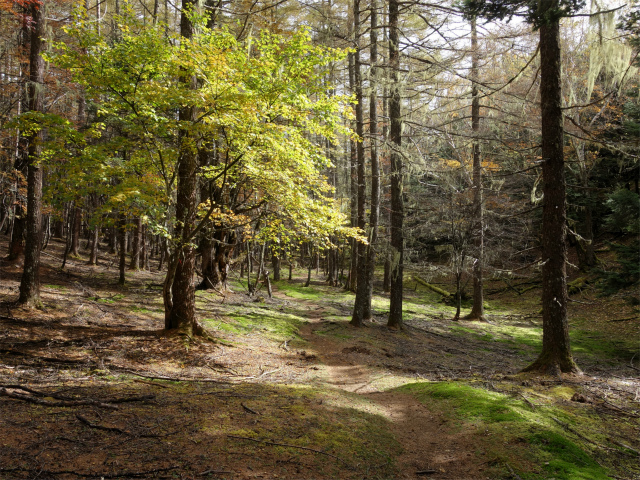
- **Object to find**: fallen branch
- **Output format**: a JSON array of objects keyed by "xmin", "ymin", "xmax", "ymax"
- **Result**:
[
  {"xmin": 0, "ymin": 466, "xmax": 179, "ymax": 478},
  {"xmin": 76, "ymin": 414, "xmax": 130, "ymax": 435},
  {"xmin": 519, "ymin": 393, "xmax": 537, "ymax": 410},
  {"xmin": 0, "ymin": 387, "xmax": 118, "ymax": 410},
  {"xmin": 0, "ymin": 384, "xmax": 153, "ymax": 404},
  {"xmin": 608, "ymin": 316, "xmax": 639, "ymax": 323},
  {"xmin": 227, "ymin": 434, "xmax": 352, "ymax": 467},
  {"xmin": 198, "ymin": 469, "xmax": 234, "ymax": 476},
  {"xmin": 241, "ymin": 403, "xmax": 260, "ymax": 415},
  {"xmin": 607, "ymin": 437, "xmax": 640, "ymax": 457},
  {"xmin": 115, "ymin": 368, "xmax": 228, "ymax": 383}
]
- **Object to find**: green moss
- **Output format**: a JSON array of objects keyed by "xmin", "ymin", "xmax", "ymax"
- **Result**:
[
  {"xmin": 399, "ymin": 381, "xmax": 611, "ymax": 480},
  {"xmin": 399, "ymin": 382, "xmax": 523, "ymax": 423},
  {"xmin": 528, "ymin": 431, "xmax": 608, "ymax": 480},
  {"xmin": 204, "ymin": 306, "xmax": 305, "ymax": 341}
]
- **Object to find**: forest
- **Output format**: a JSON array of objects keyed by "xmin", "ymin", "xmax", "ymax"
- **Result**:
[{"xmin": 0, "ymin": 0, "xmax": 638, "ymax": 478}]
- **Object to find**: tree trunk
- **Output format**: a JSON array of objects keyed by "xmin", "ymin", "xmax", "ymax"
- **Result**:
[
  {"xmin": 88, "ymin": 224, "xmax": 99, "ymax": 265},
  {"xmin": 118, "ymin": 214, "xmax": 126, "ymax": 285},
  {"xmin": 387, "ymin": 0, "xmax": 404, "ymax": 330},
  {"xmin": 466, "ymin": 17, "xmax": 484, "ymax": 321},
  {"xmin": 70, "ymin": 206, "xmax": 82, "ymax": 257},
  {"xmin": 7, "ymin": 20, "xmax": 29, "ymax": 261},
  {"xmin": 163, "ymin": 0, "xmax": 205, "ymax": 338},
  {"xmin": 523, "ymin": 3, "xmax": 579, "ymax": 375},
  {"xmin": 272, "ymin": 247, "xmax": 281, "ymax": 281},
  {"xmin": 363, "ymin": 0, "xmax": 380, "ymax": 320},
  {"xmin": 351, "ymin": 0, "xmax": 368, "ymax": 327},
  {"xmin": 347, "ymin": 14, "xmax": 358, "ymax": 293},
  {"xmin": 383, "ymin": 253, "xmax": 391, "ymax": 293},
  {"xmin": 129, "ymin": 216, "xmax": 142, "ymax": 270},
  {"xmin": 18, "ymin": 0, "xmax": 45, "ymax": 306}
]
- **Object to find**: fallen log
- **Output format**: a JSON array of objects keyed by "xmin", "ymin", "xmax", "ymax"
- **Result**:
[{"xmin": 412, "ymin": 276, "xmax": 452, "ymax": 300}]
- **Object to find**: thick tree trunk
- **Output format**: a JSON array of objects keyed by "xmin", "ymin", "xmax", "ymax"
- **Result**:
[
  {"xmin": 163, "ymin": 0, "xmax": 205, "ymax": 338},
  {"xmin": 18, "ymin": 0, "xmax": 45, "ymax": 306},
  {"xmin": 387, "ymin": 0, "xmax": 404, "ymax": 330},
  {"xmin": 523, "ymin": 5, "xmax": 579, "ymax": 375},
  {"xmin": 466, "ymin": 17, "xmax": 484, "ymax": 321}
]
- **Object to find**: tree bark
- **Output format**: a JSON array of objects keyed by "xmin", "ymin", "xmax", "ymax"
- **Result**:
[
  {"xmin": 129, "ymin": 216, "xmax": 142, "ymax": 270},
  {"xmin": 347, "ymin": 10, "xmax": 358, "ymax": 293},
  {"xmin": 363, "ymin": 0, "xmax": 380, "ymax": 320},
  {"xmin": 18, "ymin": 0, "xmax": 45, "ymax": 306},
  {"xmin": 118, "ymin": 214, "xmax": 126, "ymax": 285},
  {"xmin": 387, "ymin": 0, "xmax": 404, "ymax": 330},
  {"xmin": 523, "ymin": 2, "xmax": 579, "ymax": 374},
  {"xmin": 88, "ymin": 223, "xmax": 99, "ymax": 265},
  {"xmin": 70, "ymin": 206, "xmax": 82, "ymax": 257},
  {"xmin": 466, "ymin": 17, "xmax": 484, "ymax": 321},
  {"xmin": 351, "ymin": 0, "xmax": 368, "ymax": 327},
  {"xmin": 163, "ymin": 0, "xmax": 205, "ymax": 338}
]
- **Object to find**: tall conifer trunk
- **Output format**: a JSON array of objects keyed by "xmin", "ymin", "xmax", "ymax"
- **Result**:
[
  {"xmin": 18, "ymin": 0, "xmax": 45, "ymax": 305},
  {"xmin": 350, "ymin": 0, "xmax": 368, "ymax": 327},
  {"xmin": 523, "ymin": 0, "xmax": 579, "ymax": 374},
  {"xmin": 466, "ymin": 16, "xmax": 484, "ymax": 320},
  {"xmin": 387, "ymin": 0, "xmax": 403, "ymax": 330}
]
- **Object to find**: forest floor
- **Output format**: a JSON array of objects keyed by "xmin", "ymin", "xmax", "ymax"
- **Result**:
[{"xmin": 0, "ymin": 236, "xmax": 639, "ymax": 480}]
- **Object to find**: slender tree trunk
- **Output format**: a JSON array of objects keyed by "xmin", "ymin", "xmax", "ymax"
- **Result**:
[
  {"xmin": 363, "ymin": 0, "xmax": 380, "ymax": 320},
  {"xmin": 523, "ymin": 3, "xmax": 579, "ymax": 374},
  {"xmin": 129, "ymin": 216, "xmax": 142, "ymax": 270},
  {"xmin": 272, "ymin": 247, "xmax": 281, "ymax": 281},
  {"xmin": 88, "ymin": 223, "xmax": 100, "ymax": 265},
  {"xmin": 347, "ymin": 13, "xmax": 358, "ymax": 293},
  {"xmin": 7, "ymin": 21, "xmax": 29, "ymax": 261},
  {"xmin": 18, "ymin": 0, "xmax": 45, "ymax": 305},
  {"xmin": 70, "ymin": 206, "xmax": 81, "ymax": 257},
  {"xmin": 118, "ymin": 214, "xmax": 126, "ymax": 285},
  {"xmin": 387, "ymin": 0, "xmax": 404, "ymax": 330},
  {"xmin": 351, "ymin": 0, "xmax": 368, "ymax": 327},
  {"xmin": 466, "ymin": 17, "xmax": 484, "ymax": 321}
]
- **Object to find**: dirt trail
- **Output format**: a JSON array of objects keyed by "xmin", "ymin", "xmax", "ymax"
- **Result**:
[{"xmin": 299, "ymin": 311, "xmax": 489, "ymax": 479}]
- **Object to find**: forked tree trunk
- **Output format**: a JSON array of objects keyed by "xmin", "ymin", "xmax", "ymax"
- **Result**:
[
  {"xmin": 387, "ymin": 0, "xmax": 404, "ymax": 330},
  {"xmin": 18, "ymin": 0, "xmax": 45, "ymax": 306},
  {"xmin": 523, "ymin": 2, "xmax": 579, "ymax": 375}
]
